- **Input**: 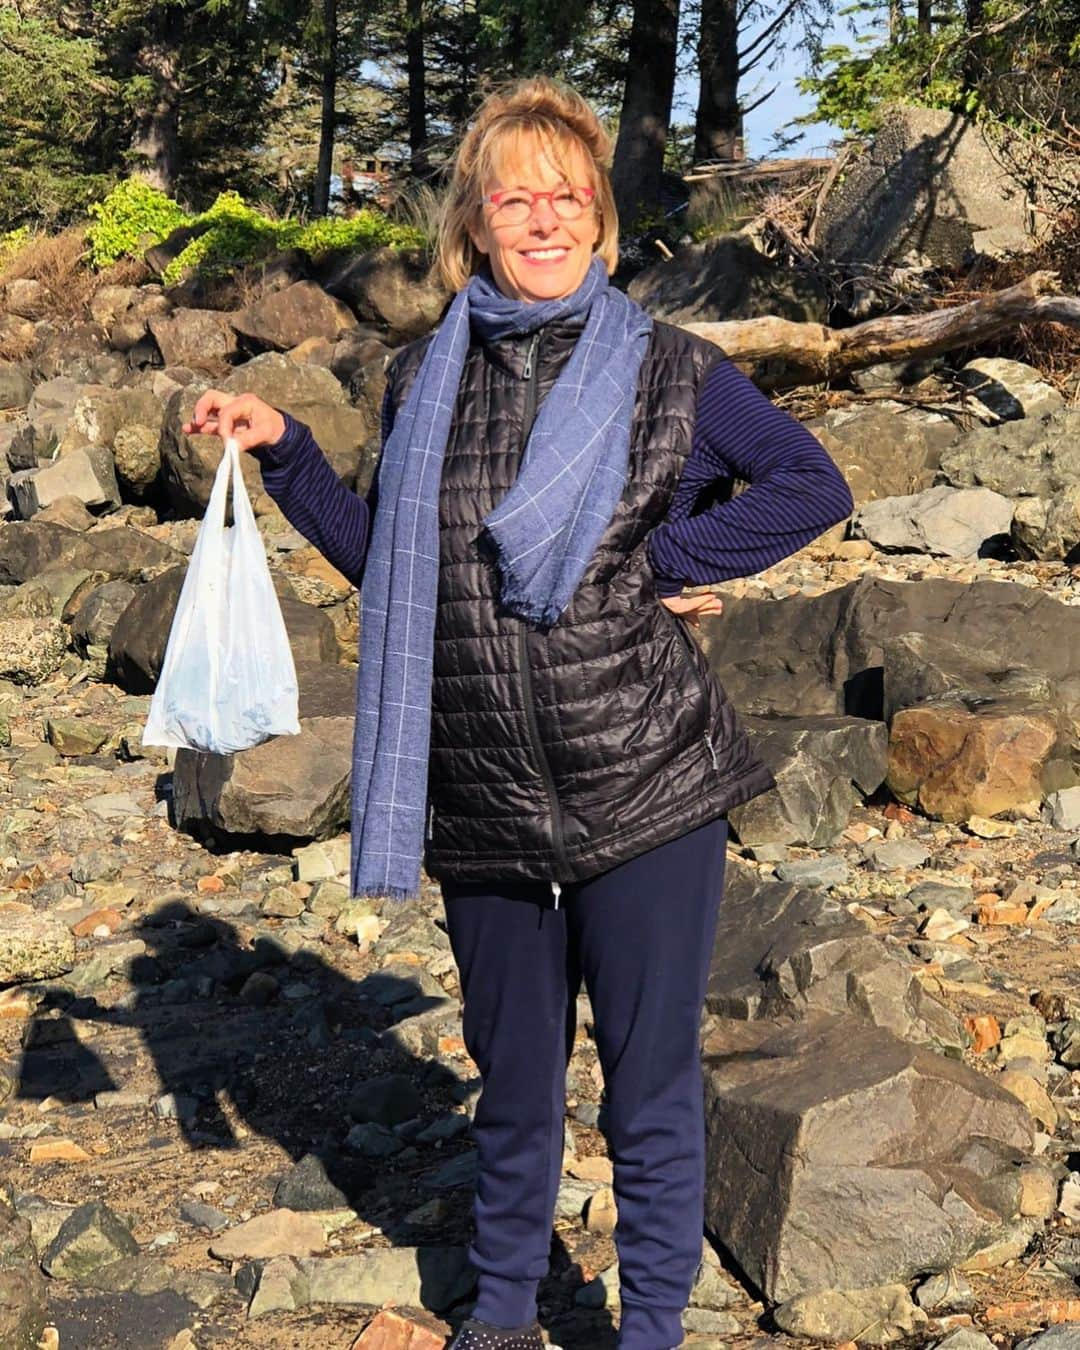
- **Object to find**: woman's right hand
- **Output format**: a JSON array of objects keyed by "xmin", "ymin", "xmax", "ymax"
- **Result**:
[{"xmin": 183, "ymin": 390, "xmax": 286, "ymax": 452}]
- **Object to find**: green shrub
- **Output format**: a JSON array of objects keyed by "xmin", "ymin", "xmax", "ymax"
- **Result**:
[
  {"xmin": 0, "ymin": 225, "xmax": 32, "ymax": 269},
  {"xmin": 87, "ymin": 179, "xmax": 191, "ymax": 267}
]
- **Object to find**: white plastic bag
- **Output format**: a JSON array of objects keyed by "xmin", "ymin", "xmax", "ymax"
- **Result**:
[{"xmin": 144, "ymin": 437, "xmax": 300, "ymax": 754}]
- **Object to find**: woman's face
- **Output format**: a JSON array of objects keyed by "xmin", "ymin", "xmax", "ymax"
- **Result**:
[{"xmin": 468, "ymin": 137, "xmax": 601, "ymax": 303}]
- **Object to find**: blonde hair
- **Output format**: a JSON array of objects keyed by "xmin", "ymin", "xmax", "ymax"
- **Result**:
[{"xmin": 435, "ymin": 77, "xmax": 619, "ymax": 293}]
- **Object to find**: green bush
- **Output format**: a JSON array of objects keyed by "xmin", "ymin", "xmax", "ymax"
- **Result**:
[
  {"xmin": 87, "ymin": 179, "xmax": 191, "ymax": 267},
  {"xmin": 0, "ymin": 225, "xmax": 32, "ymax": 269},
  {"xmin": 86, "ymin": 178, "xmax": 426, "ymax": 286}
]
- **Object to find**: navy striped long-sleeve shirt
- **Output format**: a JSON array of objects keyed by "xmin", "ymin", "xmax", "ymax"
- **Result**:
[{"xmin": 255, "ymin": 354, "xmax": 854, "ymax": 596}]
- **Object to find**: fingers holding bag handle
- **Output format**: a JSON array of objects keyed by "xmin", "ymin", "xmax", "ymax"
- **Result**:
[{"xmin": 183, "ymin": 391, "xmax": 286, "ymax": 452}]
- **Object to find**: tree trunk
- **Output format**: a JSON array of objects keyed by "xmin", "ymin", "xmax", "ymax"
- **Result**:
[
  {"xmin": 694, "ymin": 0, "xmax": 741, "ymax": 163},
  {"xmin": 963, "ymin": 0, "xmax": 986, "ymax": 89},
  {"xmin": 682, "ymin": 272, "xmax": 1079, "ymax": 386},
  {"xmin": 888, "ymin": 0, "xmax": 904, "ymax": 42},
  {"xmin": 313, "ymin": 0, "xmax": 338, "ymax": 217},
  {"xmin": 129, "ymin": 9, "xmax": 183, "ymax": 194},
  {"xmin": 405, "ymin": 0, "xmax": 428, "ymax": 174},
  {"xmin": 611, "ymin": 0, "xmax": 680, "ymax": 226},
  {"xmin": 917, "ymin": 0, "xmax": 931, "ymax": 33}
]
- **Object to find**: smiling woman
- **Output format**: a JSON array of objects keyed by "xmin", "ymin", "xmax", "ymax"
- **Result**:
[{"xmin": 184, "ymin": 74, "xmax": 854, "ymax": 1350}]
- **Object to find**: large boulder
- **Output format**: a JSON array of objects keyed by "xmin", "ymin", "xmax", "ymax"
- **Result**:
[
  {"xmin": 321, "ymin": 247, "xmax": 449, "ymax": 342},
  {"xmin": 9, "ymin": 445, "xmax": 121, "ymax": 519},
  {"xmin": 148, "ymin": 308, "xmax": 239, "ymax": 367},
  {"xmin": 0, "ymin": 365, "xmax": 33, "ymax": 411},
  {"xmin": 0, "ymin": 522, "xmax": 180, "ymax": 586},
  {"xmin": 815, "ymin": 107, "xmax": 1041, "ymax": 267},
  {"xmin": 60, "ymin": 386, "xmax": 166, "ymax": 495},
  {"xmin": 0, "ymin": 911, "xmax": 75, "ymax": 983},
  {"xmin": 729, "ymin": 715, "xmax": 888, "ymax": 847},
  {"xmin": 32, "ymin": 320, "xmax": 120, "ymax": 385},
  {"xmin": 707, "ymin": 864, "xmax": 961, "ymax": 1047},
  {"xmin": 233, "ymin": 280, "xmax": 359, "ymax": 351},
  {"xmin": 807, "ymin": 404, "xmax": 961, "ymax": 507},
  {"xmin": 628, "ymin": 233, "xmax": 829, "ymax": 324},
  {"xmin": 703, "ymin": 1016, "xmax": 1034, "ymax": 1303},
  {"xmin": 21, "ymin": 376, "xmax": 87, "ymax": 458},
  {"xmin": 172, "ymin": 662, "xmax": 355, "ymax": 840},
  {"xmin": 109, "ymin": 566, "xmax": 337, "ymax": 693},
  {"xmin": 0, "ymin": 617, "xmax": 69, "ymax": 684},
  {"xmin": 851, "ymin": 484, "xmax": 1014, "ymax": 558},
  {"xmin": 887, "ymin": 700, "xmax": 1060, "ymax": 820},
  {"xmin": 957, "ymin": 357, "xmax": 1065, "ymax": 423}
]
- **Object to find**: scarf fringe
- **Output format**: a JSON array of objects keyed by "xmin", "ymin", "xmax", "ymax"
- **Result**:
[{"xmin": 352, "ymin": 883, "xmax": 419, "ymax": 903}]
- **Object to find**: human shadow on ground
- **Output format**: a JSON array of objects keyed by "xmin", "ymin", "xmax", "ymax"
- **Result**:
[{"xmin": 15, "ymin": 899, "xmax": 617, "ymax": 1347}]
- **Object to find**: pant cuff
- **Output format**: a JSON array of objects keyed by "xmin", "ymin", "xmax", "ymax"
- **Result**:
[
  {"xmin": 618, "ymin": 1300, "xmax": 684, "ymax": 1349},
  {"xmin": 472, "ymin": 1272, "xmax": 540, "ymax": 1328}
]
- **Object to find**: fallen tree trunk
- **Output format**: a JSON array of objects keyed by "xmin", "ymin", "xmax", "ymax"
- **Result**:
[{"xmin": 682, "ymin": 270, "xmax": 1080, "ymax": 386}]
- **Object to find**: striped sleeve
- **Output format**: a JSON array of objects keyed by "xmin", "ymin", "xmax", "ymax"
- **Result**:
[
  {"xmin": 647, "ymin": 357, "xmax": 854, "ymax": 595},
  {"xmin": 253, "ymin": 412, "xmax": 375, "ymax": 589}
]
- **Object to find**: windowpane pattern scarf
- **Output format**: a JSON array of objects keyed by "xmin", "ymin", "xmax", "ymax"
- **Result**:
[{"xmin": 351, "ymin": 257, "xmax": 653, "ymax": 899}]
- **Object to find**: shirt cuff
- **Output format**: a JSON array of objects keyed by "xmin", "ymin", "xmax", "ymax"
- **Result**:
[
  {"xmin": 252, "ymin": 411, "xmax": 308, "ymax": 469},
  {"xmin": 654, "ymin": 576, "xmax": 685, "ymax": 598}
]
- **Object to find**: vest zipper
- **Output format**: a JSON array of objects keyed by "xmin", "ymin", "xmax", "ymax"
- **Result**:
[
  {"xmin": 664, "ymin": 605, "xmax": 720, "ymax": 772},
  {"xmin": 517, "ymin": 328, "xmax": 569, "ymax": 895}
]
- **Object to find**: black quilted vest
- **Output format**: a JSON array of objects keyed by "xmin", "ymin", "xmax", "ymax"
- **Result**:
[{"xmin": 385, "ymin": 317, "xmax": 774, "ymax": 885}]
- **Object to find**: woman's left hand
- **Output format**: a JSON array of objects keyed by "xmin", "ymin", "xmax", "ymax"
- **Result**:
[{"xmin": 660, "ymin": 592, "xmax": 724, "ymax": 626}]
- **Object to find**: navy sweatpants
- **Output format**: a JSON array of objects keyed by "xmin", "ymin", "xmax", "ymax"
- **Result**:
[{"xmin": 441, "ymin": 817, "xmax": 728, "ymax": 1350}]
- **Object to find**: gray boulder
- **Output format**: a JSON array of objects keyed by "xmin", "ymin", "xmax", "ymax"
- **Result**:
[
  {"xmin": 703, "ymin": 1016, "xmax": 1034, "ymax": 1303},
  {"xmin": 321, "ymin": 247, "xmax": 449, "ymax": 342},
  {"xmin": 851, "ymin": 484, "xmax": 1013, "ymax": 557},
  {"xmin": 809, "ymin": 404, "xmax": 961, "ymax": 507},
  {"xmin": 815, "ymin": 107, "xmax": 1040, "ymax": 267},
  {"xmin": 172, "ymin": 662, "xmax": 355, "ymax": 841},
  {"xmin": 41, "ymin": 1201, "xmax": 139, "ymax": 1281},
  {"xmin": 148, "ymin": 308, "xmax": 239, "ymax": 367},
  {"xmin": 23, "ymin": 375, "xmax": 86, "ymax": 458},
  {"xmin": 0, "ymin": 365, "xmax": 33, "ymax": 411},
  {"xmin": 773, "ymin": 1284, "xmax": 926, "ymax": 1344},
  {"xmin": 64, "ymin": 386, "xmax": 165, "ymax": 495},
  {"xmin": 232, "ymin": 280, "xmax": 359, "ymax": 350},
  {"xmin": 629, "ymin": 233, "xmax": 828, "ymax": 324},
  {"xmin": 958, "ymin": 357, "xmax": 1064, "ymax": 423},
  {"xmin": 70, "ymin": 579, "xmax": 137, "ymax": 655},
  {"xmin": 729, "ymin": 715, "xmax": 888, "ymax": 848},
  {"xmin": 0, "ymin": 617, "xmax": 68, "ymax": 684},
  {"xmin": 9, "ymin": 445, "xmax": 121, "ymax": 519},
  {"xmin": 0, "ymin": 521, "xmax": 179, "ymax": 586},
  {"xmin": 707, "ymin": 864, "xmax": 960, "ymax": 1048},
  {"xmin": 0, "ymin": 911, "xmax": 75, "ymax": 984}
]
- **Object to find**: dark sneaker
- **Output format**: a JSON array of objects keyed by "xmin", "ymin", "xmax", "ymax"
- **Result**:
[{"xmin": 446, "ymin": 1318, "xmax": 545, "ymax": 1349}]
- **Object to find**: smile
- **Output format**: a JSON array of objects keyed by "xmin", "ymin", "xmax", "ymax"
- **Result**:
[{"xmin": 520, "ymin": 248, "xmax": 570, "ymax": 261}]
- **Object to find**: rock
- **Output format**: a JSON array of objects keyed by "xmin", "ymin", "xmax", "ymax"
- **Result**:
[
  {"xmin": 935, "ymin": 1332, "xmax": 996, "ymax": 1350},
  {"xmin": 805, "ymin": 405, "xmax": 960, "ymax": 507},
  {"xmin": 350, "ymin": 1308, "xmax": 449, "ymax": 1350},
  {"xmin": 1047, "ymin": 787, "xmax": 1080, "ymax": 832},
  {"xmin": 887, "ymin": 701, "xmax": 1057, "ymax": 821},
  {"xmin": 1016, "ymin": 1328, "xmax": 1080, "ymax": 1350},
  {"xmin": 273, "ymin": 1152, "xmax": 372, "ymax": 1212},
  {"xmin": 0, "ymin": 1185, "xmax": 48, "ymax": 1350},
  {"xmin": 860, "ymin": 839, "xmax": 931, "ymax": 871},
  {"xmin": 347, "ymin": 1074, "xmax": 423, "ymax": 1127},
  {"xmin": 815, "ymin": 106, "xmax": 1040, "ymax": 267},
  {"xmin": 0, "ymin": 617, "xmax": 67, "ymax": 684},
  {"xmin": 63, "ymin": 386, "xmax": 165, "ymax": 495},
  {"xmin": 148, "ymin": 309, "xmax": 239, "ymax": 367},
  {"xmin": 773, "ymin": 1283, "xmax": 927, "ymax": 1343},
  {"xmin": 233, "ymin": 281, "xmax": 359, "ymax": 350},
  {"xmin": 921, "ymin": 909, "xmax": 970, "ymax": 942},
  {"xmin": 0, "ymin": 365, "xmax": 33, "ymax": 411},
  {"xmin": 997, "ymin": 1070, "xmax": 1058, "ymax": 1132},
  {"xmin": 321, "ymin": 247, "xmax": 449, "ymax": 341},
  {"xmin": 958, "ymin": 358, "xmax": 1064, "ymax": 423},
  {"xmin": 0, "ymin": 521, "xmax": 179, "ymax": 586},
  {"xmin": 294, "ymin": 836, "xmax": 350, "ymax": 881},
  {"xmin": 703, "ymin": 1016, "xmax": 1033, "ymax": 1302},
  {"xmin": 939, "ymin": 408, "xmax": 1080, "ymax": 500},
  {"xmin": 179, "ymin": 1200, "xmax": 229, "ymax": 1233},
  {"xmin": 35, "ymin": 496, "xmax": 97, "ymax": 531},
  {"xmin": 298, "ymin": 1246, "xmax": 473, "ymax": 1312},
  {"xmin": 881, "ymin": 630, "xmax": 1055, "ymax": 725},
  {"xmin": 70, "ymin": 580, "xmax": 137, "ymax": 655},
  {"xmin": 209, "ymin": 1209, "xmax": 326, "ymax": 1261},
  {"xmin": 0, "ymin": 912, "xmax": 75, "ymax": 983},
  {"xmin": 852, "ymin": 485, "xmax": 1013, "ymax": 558},
  {"xmin": 706, "ymin": 864, "xmax": 959, "ymax": 1047},
  {"xmin": 775, "ymin": 855, "xmax": 851, "ymax": 889},
  {"xmin": 345, "ymin": 1122, "xmax": 404, "ymax": 1158},
  {"xmin": 583, "ymin": 1186, "xmax": 618, "ymax": 1235},
  {"xmin": 909, "ymin": 882, "xmax": 975, "ymax": 914},
  {"xmin": 915, "ymin": 1269, "xmax": 975, "ymax": 1311},
  {"xmin": 245, "ymin": 1253, "xmax": 308, "ymax": 1317},
  {"xmin": 172, "ymin": 662, "xmax": 354, "ymax": 840},
  {"xmin": 3, "ymin": 278, "xmax": 46, "ymax": 319},
  {"xmin": 41, "ymin": 1201, "xmax": 139, "ymax": 1281},
  {"xmin": 729, "ymin": 715, "xmax": 888, "ymax": 848},
  {"xmin": 46, "ymin": 718, "xmax": 108, "ymax": 756},
  {"xmin": 629, "ymin": 233, "xmax": 828, "ymax": 324}
]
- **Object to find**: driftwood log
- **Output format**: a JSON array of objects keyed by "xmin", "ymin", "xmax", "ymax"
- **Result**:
[{"xmin": 683, "ymin": 270, "xmax": 1080, "ymax": 386}]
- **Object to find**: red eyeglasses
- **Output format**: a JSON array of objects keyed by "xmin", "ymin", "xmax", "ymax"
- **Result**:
[{"xmin": 482, "ymin": 186, "xmax": 596, "ymax": 225}]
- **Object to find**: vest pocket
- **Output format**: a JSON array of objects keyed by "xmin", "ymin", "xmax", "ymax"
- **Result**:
[{"xmin": 657, "ymin": 602, "xmax": 714, "ymax": 745}]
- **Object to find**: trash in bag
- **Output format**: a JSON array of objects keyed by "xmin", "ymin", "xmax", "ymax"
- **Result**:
[{"xmin": 144, "ymin": 437, "xmax": 300, "ymax": 754}]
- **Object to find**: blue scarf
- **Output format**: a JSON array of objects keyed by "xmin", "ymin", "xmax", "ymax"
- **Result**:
[{"xmin": 351, "ymin": 257, "xmax": 653, "ymax": 899}]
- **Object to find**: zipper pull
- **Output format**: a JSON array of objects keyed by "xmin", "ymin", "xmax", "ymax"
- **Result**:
[
  {"xmin": 522, "ymin": 334, "xmax": 539, "ymax": 381},
  {"xmin": 704, "ymin": 732, "xmax": 719, "ymax": 771},
  {"xmin": 551, "ymin": 880, "xmax": 562, "ymax": 911}
]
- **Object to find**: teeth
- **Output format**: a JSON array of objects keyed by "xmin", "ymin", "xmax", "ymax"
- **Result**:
[{"xmin": 523, "ymin": 248, "xmax": 567, "ymax": 260}]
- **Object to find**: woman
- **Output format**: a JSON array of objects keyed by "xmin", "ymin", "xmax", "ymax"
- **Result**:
[{"xmin": 185, "ymin": 78, "xmax": 853, "ymax": 1350}]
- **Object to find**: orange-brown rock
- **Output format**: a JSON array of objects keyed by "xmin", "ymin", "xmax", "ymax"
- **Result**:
[
  {"xmin": 29, "ymin": 1140, "xmax": 91, "ymax": 1163},
  {"xmin": 350, "ymin": 1309, "xmax": 449, "ymax": 1350},
  {"xmin": 964, "ymin": 1014, "xmax": 1002, "ymax": 1054},
  {"xmin": 886, "ymin": 702, "xmax": 1057, "ymax": 821},
  {"xmin": 72, "ymin": 908, "xmax": 123, "ymax": 937},
  {"xmin": 985, "ymin": 1298, "xmax": 1080, "ymax": 1324}
]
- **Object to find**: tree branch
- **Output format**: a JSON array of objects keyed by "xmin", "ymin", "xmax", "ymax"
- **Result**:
[{"xmin": 682, "ymin": 271, "xmax": 1077, "ymax": 386}]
